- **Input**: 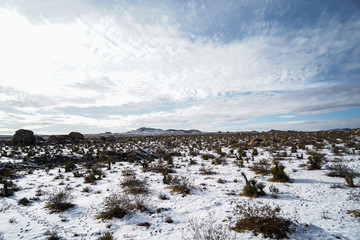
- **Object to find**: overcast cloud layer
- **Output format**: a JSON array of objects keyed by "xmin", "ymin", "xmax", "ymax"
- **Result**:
[{"xmin": 0, "ymin": 0, "xmax": 360, "ymax": 134}]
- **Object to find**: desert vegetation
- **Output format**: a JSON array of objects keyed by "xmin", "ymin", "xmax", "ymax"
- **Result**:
[{"xmin": 0, "ymin": 129, "xmax": 359, "ymax": 239}]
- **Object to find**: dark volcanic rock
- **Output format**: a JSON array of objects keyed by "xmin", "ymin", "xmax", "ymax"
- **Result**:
[{"xmin": 12, "ymin": 129, "xmax": 36, "ymax": 145}]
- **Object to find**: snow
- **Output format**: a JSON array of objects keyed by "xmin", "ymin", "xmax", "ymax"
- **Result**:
[{"xmin": 0, "ymin": 134, "xmax": 360, "ymax": 240}]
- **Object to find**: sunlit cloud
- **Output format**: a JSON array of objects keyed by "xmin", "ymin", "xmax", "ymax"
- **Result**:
[{"xmin": 0, "ymin": 0, "xmax": 359, "ymax": 134}]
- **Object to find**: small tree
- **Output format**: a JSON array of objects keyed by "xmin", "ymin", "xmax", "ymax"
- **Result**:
[
  {"xmin": 307, "ymin": 152, "xmax": 324, "ymax": 170},
  {"xmin": 252, "ymin": 148, "xmax": 258, "ymax": 157},
  {"xmin": 241, "ymin": 173, "xmax": 266, "ymax": 198},
  {"xmin": 269, "ymin": 161, "xmax": 289, "ymax": 182}
]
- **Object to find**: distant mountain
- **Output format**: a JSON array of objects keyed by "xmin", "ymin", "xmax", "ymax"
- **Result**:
[{"xmin": 126, "ymin": 127, "xmax": 202, "ymax": 135}]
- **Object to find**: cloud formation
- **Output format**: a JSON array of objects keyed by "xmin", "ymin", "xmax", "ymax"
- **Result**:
[{"xmin": 0, "ymin": 0, "xmax": 359, "ymax": 134}]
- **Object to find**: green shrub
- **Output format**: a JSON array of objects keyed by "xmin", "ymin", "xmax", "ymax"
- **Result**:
[
  {"xmin": 163, "ymin": 154, "xmax": 173, "ymax": 164},
  {"xmin": 252, "ymin": 148, "xmax": 258, "ymax": 156},
  {"xmin": 0, "ymin": 179, "xmax": 19, "ymax": 197},
  {"xmin": 202, "ymin": 153, "xmax": 215, "ymax": 160},
  {"xmin": 64, "ymin": 161, "xmax": 76, "ymax": 172},
  {"xmin": 269, "ymin": 161, "xmax": 290, "ymax": 182},
  {"xmin": 307, "ymin": 151, "xmax": 324, "ymax": 170},
  {"xmin": 240, "ymin": 173, "xmax": 266, "ymax": 198}
]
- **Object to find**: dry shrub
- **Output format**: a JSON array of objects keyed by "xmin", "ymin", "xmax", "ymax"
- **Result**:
[
  {"xmin": 347, "ymin": 210, "xmax": 360, "ymax": 219},
  {"xmin": 199, "ymin": 165, "xmax": 216, "ymax": 175},
  {"xmin": 45, "ymin": 189, "xmax": 75, "ymax": 213},
  {"xmin": 97, "ymin": 193, "xmax": 148, "ymax": 220},
  {"xmin": 121, "ymin": 176, "xmax": 149, "ymax": 195},
  {"xmin": 250, "ymin": 159, "xmax": 271, "ymax": 175},
  {"xmin": 167, "ymin": 176, "xmax": 193, "ymax": 195},
  {"xmin": 326, "ymin": 164, "xmax": 355, "ymax": 178},
  {"xmin": 232, "ymin": 201, "xmax": 293, "ymax": 239},
  {"xmin": 183, "ymin": 212, "xmax": 235, "ymax": 240},
  {"xmin": 44, "ymin": 230, "xmax": 61, "ymax": 240}
]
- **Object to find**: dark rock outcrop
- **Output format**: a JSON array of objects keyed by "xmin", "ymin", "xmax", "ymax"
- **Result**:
[
  {"xmin": 98, "ymin": 150, "xmax": 125, "ymax": 162},
  {"xmin": 12, "ymin": 129, "xmax": 36, "ymax": 145},
  {"xmin": 46, "ymin": 132, "xmax": 85, "ymax": 144},
  {"xmin": 124, "ymin": 149, "xmax": 158, "ymax": 162},
  {"xmin": 69, "ymin": 132, "xmax": 84, "ymax": 143},
  {"xmin": 46, "ymin": 135, "xmax": 72, "ymax": 144}
]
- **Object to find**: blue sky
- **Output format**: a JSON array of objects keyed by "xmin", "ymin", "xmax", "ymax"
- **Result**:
[{"xmin": 0, "ymin": 0, "xmax": 359, "ymax": 134}]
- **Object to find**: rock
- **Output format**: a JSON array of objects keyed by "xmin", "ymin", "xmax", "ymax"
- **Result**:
[
  {"xmin": 46, "ymin": 135, "xmax": 72, "ymax": 144},
  {"xmin": 125, "ymin": 149, "xmax": 158, "ymax": 162},
  {"xmin": 46, "ymin": 132, "xmax": 84, "ymax": 144},
  {"xmin": 99, "ymin": 150, "xmax": 125, "ymax": 162},
  {"xmin": 69, "ymin": 132, "xmax": 84, "ymax": 142},
  {"xmin": 105, "ymin": 136, "xmax": 115, "ymax": 142},
  {"xmin": 97, "ymin": 136, "xmax": 107, "ymax": 142},
  {"xmin": 12, "ymin": 129, "xmax": 36, "ymax": 145}
]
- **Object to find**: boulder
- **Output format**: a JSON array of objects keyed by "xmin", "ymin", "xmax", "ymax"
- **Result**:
[
  {"xmin": 125, "ymin": 149, "xmax": 158, "ymax": 162},
  {"xmin": 12, "ymin": 129, "xmax": 36, "ymax": 145},
  {"xmin": 69, "ymin": 132, "xmax": 84, "ymax": 142},
  {"xmin": 105, "ymin": 136, "xmax": 115, "ymax": 142},
  {"xmin": 46, "ymin": 135, "xmax": 72, "ymax": 144},
  {"xmin": 99, "ymin": 150, "xmax": 125, "ymax": 162},
  {"xmin": 46, "ymin": 132, "xmax": 84, "ymax": 144},
  {"xmin": 97, "ymin": 136, "xmax": 107, "ymax": 142}
]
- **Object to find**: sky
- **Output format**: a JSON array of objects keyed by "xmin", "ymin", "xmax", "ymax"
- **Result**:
[{"xmin": 0, "ymin": 0, "xmax": 360, "ymax": 135}]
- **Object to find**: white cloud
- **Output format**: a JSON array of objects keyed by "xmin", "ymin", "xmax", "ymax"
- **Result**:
[
  {"xmin": 236, "ymin": 117, "xmax": 360, "ymax": 132},
  {"xmin": 279, "ymin": 115, "xmax": 295, "ymax": 119},
  {"xmin": 0, "ymin": 1, "xmax": 359, "ymax": 134}
]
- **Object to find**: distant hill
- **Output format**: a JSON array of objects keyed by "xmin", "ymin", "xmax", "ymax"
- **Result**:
[{"xmin": 126, "ymin": 127, "xmax": 202, "ymax": 135}]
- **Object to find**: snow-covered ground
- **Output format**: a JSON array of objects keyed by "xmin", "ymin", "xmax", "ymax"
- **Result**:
[{"xmin": 0, "ymin": 132, "xmax": 359, "ymax": 239}]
